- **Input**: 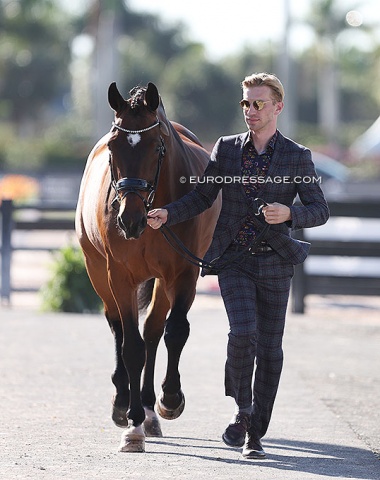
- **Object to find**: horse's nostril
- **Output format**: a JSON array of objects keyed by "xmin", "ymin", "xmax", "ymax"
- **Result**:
[{"xmin": 117, "ymin": 214, "xmax": 147, "ymax": 239}]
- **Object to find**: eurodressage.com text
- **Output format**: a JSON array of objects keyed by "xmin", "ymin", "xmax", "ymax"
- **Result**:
[{"xmin": 179, "ymin": 175, "xmax": 322, "ymax": 185}]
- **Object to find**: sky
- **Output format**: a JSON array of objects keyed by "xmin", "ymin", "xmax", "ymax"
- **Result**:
[
  {"xmin": 127, "ymin": 0, "xmax": 304, "ymax": 58},
  {"xmin": 62, "ymin": 0, "xmax": 380, "ymax": 60},
  {"xmin": 126, "ymin": 0, "xmax": 380, "ymax": 59}
]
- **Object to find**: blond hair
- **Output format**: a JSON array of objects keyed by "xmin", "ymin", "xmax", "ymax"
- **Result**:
[{"xmin": 241, "ymin": 73, "xmax": 285, "ymax": 103}]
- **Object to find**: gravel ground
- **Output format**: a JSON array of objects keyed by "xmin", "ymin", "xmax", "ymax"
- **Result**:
[{"xmin": 0, "ymin": 293, "xmax": 379, "ymax": 480}]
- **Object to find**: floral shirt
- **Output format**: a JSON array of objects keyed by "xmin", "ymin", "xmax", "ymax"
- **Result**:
[{"xmin": 233, "ymin": 131, "xmax": 278, "ymax": 246}]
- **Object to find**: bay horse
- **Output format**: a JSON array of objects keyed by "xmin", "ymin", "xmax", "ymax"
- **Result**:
[{"xmin": 75, "ymin": 82, "xmax": 221, "ymax": 452}]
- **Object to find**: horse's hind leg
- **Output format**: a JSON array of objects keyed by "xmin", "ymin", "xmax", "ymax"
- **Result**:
[
  {"xmin": 156, "ymin": 269, "xmax": 197, "ymax": 420},
  {"xmin": 141, "ymin": 279, "xmax": 170, "ymax": 437}
]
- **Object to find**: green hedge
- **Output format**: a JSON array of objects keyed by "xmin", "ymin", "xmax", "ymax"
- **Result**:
[{"xmin": 41, "ymin": 245, "xmax": 102, "ymax": 313}]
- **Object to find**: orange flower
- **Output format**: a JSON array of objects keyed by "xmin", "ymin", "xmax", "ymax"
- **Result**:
[{"xmin": 0, "ymin": 174, "xmax": 40, "ymax": 203}]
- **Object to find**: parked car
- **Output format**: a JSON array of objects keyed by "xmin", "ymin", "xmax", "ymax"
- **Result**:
[{"xmin": 312, "ymin": 152, "xmax": 380, "ymax": 200}]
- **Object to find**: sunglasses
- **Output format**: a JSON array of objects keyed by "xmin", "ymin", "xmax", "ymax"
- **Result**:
[{"xmin": 239, "ymin": 99, "xmax": 271, "ymax": 111}]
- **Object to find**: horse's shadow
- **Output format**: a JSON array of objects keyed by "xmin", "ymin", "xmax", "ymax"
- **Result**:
[{"xmin": 147, "ymin": 436, "xmax": 379, "ymax": 478}]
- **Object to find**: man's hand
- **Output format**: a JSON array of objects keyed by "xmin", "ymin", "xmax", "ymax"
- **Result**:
[
  {"xmin": 262, "ymin": 202, "xmax": 291, "ymax": 224},
  {"xmin": 147, "ymin": 208, "xmax": 168, "ymax": 229}
]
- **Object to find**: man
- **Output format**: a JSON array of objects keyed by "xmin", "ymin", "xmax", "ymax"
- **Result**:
[{"xmin": 148, "ymin": 72, "xmax": 329, "ymax": 459}]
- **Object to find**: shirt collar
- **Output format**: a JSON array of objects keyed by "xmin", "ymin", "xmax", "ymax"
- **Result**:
[{"xmin": 244, "ymin": 130, "xmax": 278, "ymax": 152}]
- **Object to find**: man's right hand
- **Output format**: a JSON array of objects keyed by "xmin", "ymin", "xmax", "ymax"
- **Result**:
[{"xmin": 147, "ymin": 208, "xmax": 168, "ymax": 229}]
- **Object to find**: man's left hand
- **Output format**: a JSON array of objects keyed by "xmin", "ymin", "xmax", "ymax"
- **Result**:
[{"xmin": 262, "ymin": 202, "xmax": 291, "ymax": 224}]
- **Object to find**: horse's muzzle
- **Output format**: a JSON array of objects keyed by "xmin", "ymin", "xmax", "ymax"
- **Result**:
[{"xmin": 117, "ymin": 213, "xmax": 147, "ymax": 239}]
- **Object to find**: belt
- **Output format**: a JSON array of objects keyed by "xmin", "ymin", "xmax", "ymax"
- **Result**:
[
  {"xmin": 229, "ymin": 243, "xmax": 273, "ymax": 255},
  {"xmin": 248, "ymin": 245, "xmax": 273, "ymax": 254}
]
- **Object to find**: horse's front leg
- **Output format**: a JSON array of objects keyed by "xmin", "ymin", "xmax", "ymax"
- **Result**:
[
  {"xmin": 110, "ymin": 275, "xmax": 146, "ymax": 452},
  {"xmin": 118, "ymin": 313, "xmax": 147, "ymax": 452},
  {"xmin": 141, "ymin": 279, "xmax": 170, "ymax": 437},
  {"xmin": 81, "ymin": 248, "xmax": 131, "ymax": 429},
  {"xmin": 107, "ymin": 314, "xmax": 130, "ymax": 428},
  {"xmin": 156, "ymin": 268, "xmax": 197, "ymax": 420}
]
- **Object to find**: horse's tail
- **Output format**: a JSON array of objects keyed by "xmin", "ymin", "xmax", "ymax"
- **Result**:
[{"xmin": 137, "ymin": 278, "xmax": 155, "ymax": 312}]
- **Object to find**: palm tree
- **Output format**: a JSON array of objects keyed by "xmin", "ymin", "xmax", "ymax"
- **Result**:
[{"xmin": 305, "ymin": 0, "xmax": 371, "ymax": 146}]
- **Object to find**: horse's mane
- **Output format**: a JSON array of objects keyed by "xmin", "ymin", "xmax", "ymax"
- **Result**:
[{"xmin": 128, "ymin": 85, "xmax": 147, "ymax": 111}]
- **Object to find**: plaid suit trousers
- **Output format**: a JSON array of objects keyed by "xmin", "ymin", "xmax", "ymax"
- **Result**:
[{"xmin": 218, "ymin": 248, "xmax": 294, "ymax": 439}]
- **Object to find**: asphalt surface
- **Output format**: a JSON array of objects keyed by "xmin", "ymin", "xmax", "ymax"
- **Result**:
[{"xmin": 0, "ymin": 293, "xmax": 379, "ymax": 480}]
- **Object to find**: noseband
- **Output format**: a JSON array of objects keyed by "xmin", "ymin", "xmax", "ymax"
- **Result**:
[{"xmin": 109, "ymin": 118, "xmax": 166, "ymax": 211}]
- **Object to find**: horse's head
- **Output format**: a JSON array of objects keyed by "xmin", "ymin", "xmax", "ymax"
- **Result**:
[{"xmin": 107, "ymin": 82, "xmax": 169, "ymax": 239}]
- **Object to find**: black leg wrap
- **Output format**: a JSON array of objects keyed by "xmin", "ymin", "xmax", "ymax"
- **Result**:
[{"xmin": 164, "ymin": 317, "xmax": 190, "ymax": 350}]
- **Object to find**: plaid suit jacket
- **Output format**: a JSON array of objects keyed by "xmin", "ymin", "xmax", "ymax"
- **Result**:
[{"xmin": 165, "ymin": 130, "xmax": 329, "ymax": 275}]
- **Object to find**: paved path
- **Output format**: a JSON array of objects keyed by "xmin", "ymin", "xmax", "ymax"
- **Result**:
[{"xmin": 0, "ymin": 295, "xmax": 379, "ymax": 480}]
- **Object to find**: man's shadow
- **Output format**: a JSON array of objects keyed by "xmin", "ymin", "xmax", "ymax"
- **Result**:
[
  {"xmin": 148, "ymin": 436, "xmax": 379, "ymax": 478},
  {"xmin": 263, "ymin": 438, "xmax": 378, "ymax": 478}
]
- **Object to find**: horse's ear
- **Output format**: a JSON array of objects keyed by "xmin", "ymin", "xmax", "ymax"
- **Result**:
[
  {"xmin": 144, "ymin": 82, "xmax": 160, "ymax": 111},
  {"xmin": 108, "ymin": 82, "xmax": 126, "ymax": 113}
]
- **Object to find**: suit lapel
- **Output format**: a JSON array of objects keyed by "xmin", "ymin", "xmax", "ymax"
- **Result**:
[
  {"xmin": 233, "ymin": 132, "xmax": 249, "ymax": 200},
  {"xmin": 256, "ymin": 131, "xmax": 286, "ymax": 198},
  {"xmin": 231, "ymin": 131, "xmax": 287, "ymax": 202},
  {"xmin": 232, "ymin": 132, "xmax": 247, "ymax": 175}
]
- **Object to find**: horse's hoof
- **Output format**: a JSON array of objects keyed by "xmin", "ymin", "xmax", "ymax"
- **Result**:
[
  {"xmin": 143, "ymin": 407, "xmax": 163, "ymax": 437},
  {"xmin": 112, "ymin": 403, "xmax": 129, "ymax": 428},
  {"xmin": 118, "ymin": 423, "xmax": 145, "ymax": 453},
  {"xmin": 155, "ymin": 389, "xmax": 185, "ymax": 420}
]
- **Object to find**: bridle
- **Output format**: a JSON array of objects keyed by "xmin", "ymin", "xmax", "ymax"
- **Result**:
[
  {"xmin": 109, "ymin": 118, "xmax": 166, "ymax": 211},
  {"xmin": 108, "ymin": 116, "xmax": 270, "ymax": 274}
]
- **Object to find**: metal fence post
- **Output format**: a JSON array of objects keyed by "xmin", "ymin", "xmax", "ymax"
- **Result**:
[
  {"xmin": 292, "ymin": 262, "xmax": 306, "ymax": 314},
  {"xmin": 1, "ymin": 199, "xmax": 13, "ymax": 304},
  {"xmin": 291, "ymin": 228, "xmax": 306, "ymax": 314}
]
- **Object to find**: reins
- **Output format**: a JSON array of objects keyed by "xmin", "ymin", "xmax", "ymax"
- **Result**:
[{"xmin": 158, "ymin": 198, "xmax": 271, "ymax": 274}]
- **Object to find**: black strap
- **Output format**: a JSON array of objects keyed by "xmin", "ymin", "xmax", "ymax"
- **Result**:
[{"xmin": 159, "ymin": 221, "xmax": 270, "ymax": 273}]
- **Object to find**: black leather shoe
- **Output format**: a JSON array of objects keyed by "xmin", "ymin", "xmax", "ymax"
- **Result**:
[
  {"xmin": 242, "ymin": 434, "xmax": 266, "ymax": 459},
  {"xmin": 222, "ymin": 412, "xmax": 250, "ymax": 448}
]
